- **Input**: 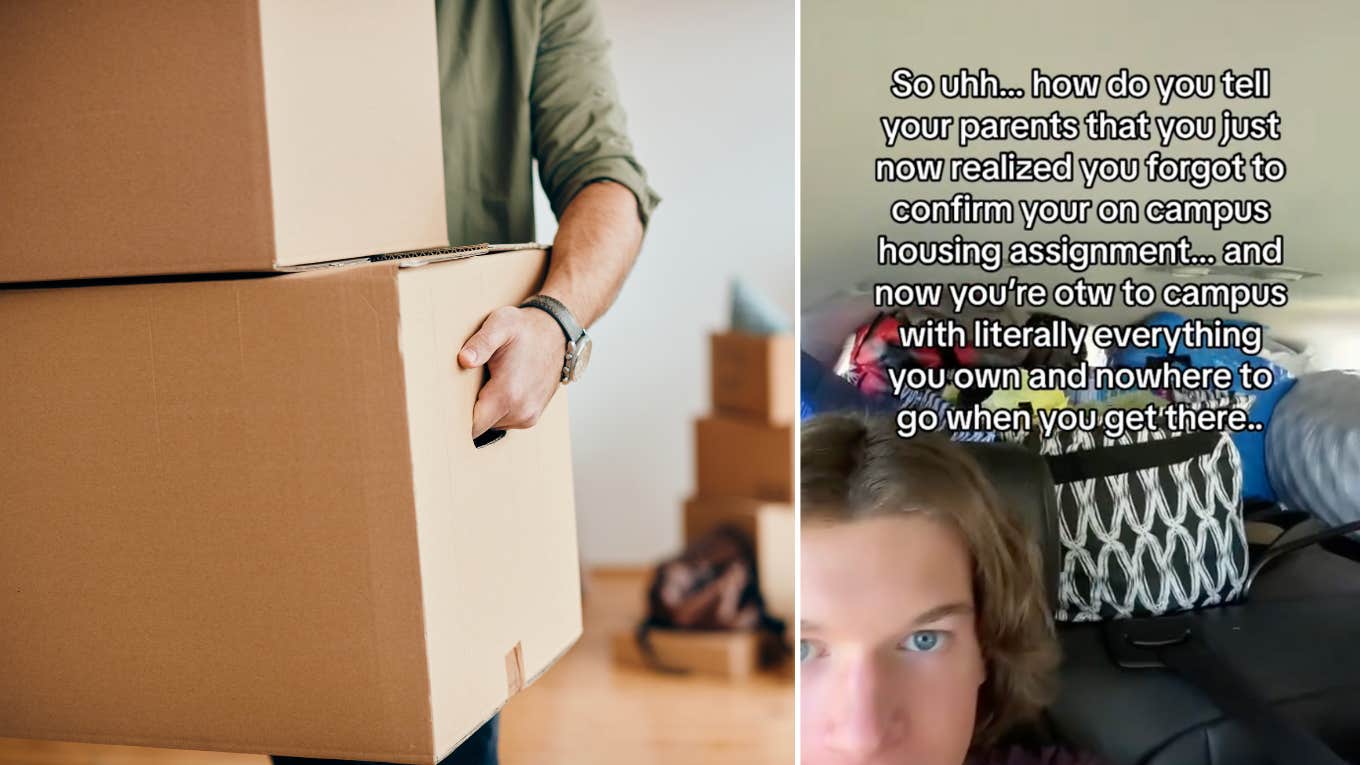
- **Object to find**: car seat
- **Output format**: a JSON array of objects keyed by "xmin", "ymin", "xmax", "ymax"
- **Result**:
[{"xmin": 963, "ymin": 440, "xmax": 1360, "ymax": 765}]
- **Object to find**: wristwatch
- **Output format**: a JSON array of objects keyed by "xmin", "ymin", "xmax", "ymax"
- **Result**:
[{"xmin": 520, "ymin": 294, "xmax": 592, "ymax": 384}]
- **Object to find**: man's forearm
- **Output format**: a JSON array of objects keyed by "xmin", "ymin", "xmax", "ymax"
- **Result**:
[{"xmin": 539, "ymin": 180, "xmax": 644, "ymax": 328}]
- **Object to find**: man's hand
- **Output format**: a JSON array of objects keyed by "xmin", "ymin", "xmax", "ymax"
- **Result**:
[
  {"xmin": 458, "ymin": 305, "xmax": 565, "ymax": 438},
  {"xmin": 456, "ymin": 180, "xmax": 643, "ymax": 439}
]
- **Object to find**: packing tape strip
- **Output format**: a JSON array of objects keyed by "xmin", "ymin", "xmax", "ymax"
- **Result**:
[{"xmin": 505, "ymin": 641, "xmax": 526, "ymax": 696}]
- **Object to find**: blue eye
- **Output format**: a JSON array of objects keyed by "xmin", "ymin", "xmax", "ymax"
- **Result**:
[
  {"xmin": 903, "ymin": 630, "xmax": 947, "ymax": 652},
  {"xmin": 800, "ymin": 639, "xmax": 826, "ymax": 662}
]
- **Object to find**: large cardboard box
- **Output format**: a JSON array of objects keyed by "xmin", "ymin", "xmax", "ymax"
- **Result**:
[
  {"xmin": 0, "ymin": 248, "xmax": 581, "ymax": 764},
  {"xmin": 694, "ymin": 416, "xmax": 794, "ymax": 502},
  {"xmin": 0, "ymin": 0, "xmax": 448, "ymax": 283},
  {"xmin": 710, "ymin": 332, "xmax": 794, "ymax": 424}
]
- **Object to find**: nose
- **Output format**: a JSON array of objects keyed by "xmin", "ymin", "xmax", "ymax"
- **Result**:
[{"xmin": 823, "ymin": 651, "xmax": 904, "ymax": 758}]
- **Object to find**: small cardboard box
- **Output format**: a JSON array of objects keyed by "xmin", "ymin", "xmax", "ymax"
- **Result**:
[
  {"xmin": 695, "ymin": 416, "xmax": 794, "ymax": 502},
  {"xmin": 682, "ymin": 495, "xmax": 789, "ymax": 549},
  {"xmin": 710, "ymin": 332, "xmax": 794, "ymax": 424},
  {"xmin": 611, "ymin": 629, "xmax": 772, "ymax": 680},
  {"xmin": 0, "ymin": 0, "xmax": 448, "ymax": 283},
  {"xmin": 684, "ymin": 495, "xmax": 769, "ymax": 545},
  {"xmin": 683, "ymin": 497, "xmax": 793, "ymax": 623},
  {"xmin": 0, "ymin": 247, "xmax": 580, "ymax": 764}
]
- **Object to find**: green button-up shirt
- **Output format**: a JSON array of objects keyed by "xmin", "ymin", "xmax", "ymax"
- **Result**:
[{"xmin": 435, "ymin": 0, "xmax": 660, "ymax": 245}]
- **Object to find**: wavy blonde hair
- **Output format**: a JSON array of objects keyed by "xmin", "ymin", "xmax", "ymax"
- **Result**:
[{"xmin": 801, "ymin": 413, "xmax": 1059, "ymax": 747}]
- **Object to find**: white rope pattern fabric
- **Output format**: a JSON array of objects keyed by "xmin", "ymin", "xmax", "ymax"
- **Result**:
[{"xmin": 1043, "ymin": 429, "xmax": 1248, "ymax": 622}]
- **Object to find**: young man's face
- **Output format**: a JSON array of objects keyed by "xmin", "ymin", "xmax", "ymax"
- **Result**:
[{"xmin": 801, "ymin": 514, "xmax": 986, "ymax": 765}]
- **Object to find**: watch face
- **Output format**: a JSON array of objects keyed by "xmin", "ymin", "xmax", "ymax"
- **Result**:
[{"xmin": 570, "ymin": 335, "xmax": 593, "ymax": 382}]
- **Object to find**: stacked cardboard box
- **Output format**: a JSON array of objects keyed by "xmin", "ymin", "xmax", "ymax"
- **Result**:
[
  {"xmin": 0, "ymin": 4, "xmax": 581, "ymax": 764},
  {"xmin": 609, "ymin": 330, "xmax": 794, "ymax": 680},
  {"xmin": 609, "ymin": 627, "xmax": 786, "ymax": 680},
  {"xmin": 689, "ymin": 332, "xmax": 795, "ymax": 624}
]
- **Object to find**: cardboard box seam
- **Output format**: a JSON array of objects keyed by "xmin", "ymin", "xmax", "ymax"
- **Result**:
[
  {"xmin": 0, "ymin": 729, "xmax": 431, "ymax": 765},
  {"xmin": 276, "ymin": 241, "xmax": 549, "ymax": 273},
  {"xmin": 245, "ymin": 0, "xmax": 276, "ymax": 273},
  {"xmin": 388, "ymin": 262, "xmax": 447, "ymax": 754},
  {"xmin": 333, "ymin": 262, "xmax": 438, "ymax": 754},
  {"xmin": 429, "ymin": 629, "xmax": 584, "ymax": 763}
]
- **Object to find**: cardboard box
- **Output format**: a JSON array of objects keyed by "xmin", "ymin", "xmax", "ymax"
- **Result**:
[
  {"xmin": 684, "ymin": 495, "xmax": 768, "ymax": 545},
  {"xmin": 611, "ymin": 628, "xmax": 773, "ymax": 680},
  {"xmin": 710, "ymin": 332, "xmax": 794, "ymax": 424},
  {"xmin": 0, "ymin": 248, "xmax": 580, "ymax": 764},
  {"xmin": 682, "ymin": 497, "xmax": 794, "ymax": 624},
  {"xmin": 756, "ymin": 506, "xmax": 795, "ymax": 623},
  {"xmin": 0, "ymin": 0, "xmax": 448, "ymax": 283},
  {"xmin": 695, "ymin": 416, "xmax": 794, "ymax": 502}
]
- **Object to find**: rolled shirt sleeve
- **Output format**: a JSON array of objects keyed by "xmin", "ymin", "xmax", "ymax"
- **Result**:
[{"xmin": 530, "ymin": 0, "xmax": 661, "ymax": 226}]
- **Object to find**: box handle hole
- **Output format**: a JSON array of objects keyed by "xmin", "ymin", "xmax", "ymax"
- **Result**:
[{"xmin": 474, "ymin": 428, "xmax": 507, "ymax": 449}]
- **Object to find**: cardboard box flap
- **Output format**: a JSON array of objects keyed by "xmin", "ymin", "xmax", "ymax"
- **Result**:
[{"xmin": 277, "ymin": 242, "xmax": 550, "ymax": 273}]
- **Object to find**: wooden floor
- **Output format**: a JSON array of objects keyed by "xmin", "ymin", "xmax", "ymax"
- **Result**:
[{"xmin": 0, "ymin": 570, "xmax": 793, "ymax": 765}]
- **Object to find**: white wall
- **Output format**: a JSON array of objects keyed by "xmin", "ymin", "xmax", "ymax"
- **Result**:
[{"xmin": 534, "ymin": 0, "xmax": 794, "ymax": 566}]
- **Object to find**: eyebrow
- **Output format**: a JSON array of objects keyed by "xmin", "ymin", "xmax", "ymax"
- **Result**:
[
  {"xmin": 909, "ymin": 601, "xmax": 974, "ymax": 627},
  {"xmin": 800, "ymin": 602, "xmax": 974, "ymax": 633}
]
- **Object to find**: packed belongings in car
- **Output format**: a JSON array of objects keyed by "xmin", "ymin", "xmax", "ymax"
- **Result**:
[{"xmin": 1107, "ymin": 311, "xmax": 1297, "ymax": 503}]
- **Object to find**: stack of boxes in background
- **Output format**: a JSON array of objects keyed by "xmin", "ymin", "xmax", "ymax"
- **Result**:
[
  {"xmin": 612, "ymin": 301, "xmax": 794, "ymax": 680},
  {"xmin": 690, "ymin": 329, "xmax": 796, "ymax": 629},
  {"xmin": 0, "ymin": 4, "xmax": 580, "ymax": 764}
]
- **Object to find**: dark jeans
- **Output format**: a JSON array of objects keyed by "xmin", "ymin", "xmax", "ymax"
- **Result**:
[{"xmin": 270, "ymin": 714, "xmax": 498, "ymax": 765}]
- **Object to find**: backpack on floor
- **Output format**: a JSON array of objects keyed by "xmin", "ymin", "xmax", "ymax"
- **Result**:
[{"xmin": 636, "ymin": 525, "xmax": 786, "ymax": 672}]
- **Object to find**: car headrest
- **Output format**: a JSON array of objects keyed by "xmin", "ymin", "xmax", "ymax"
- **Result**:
[{"xmin": 960, "ymin": 440, "xmax": 1061, "ymax": 611}]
